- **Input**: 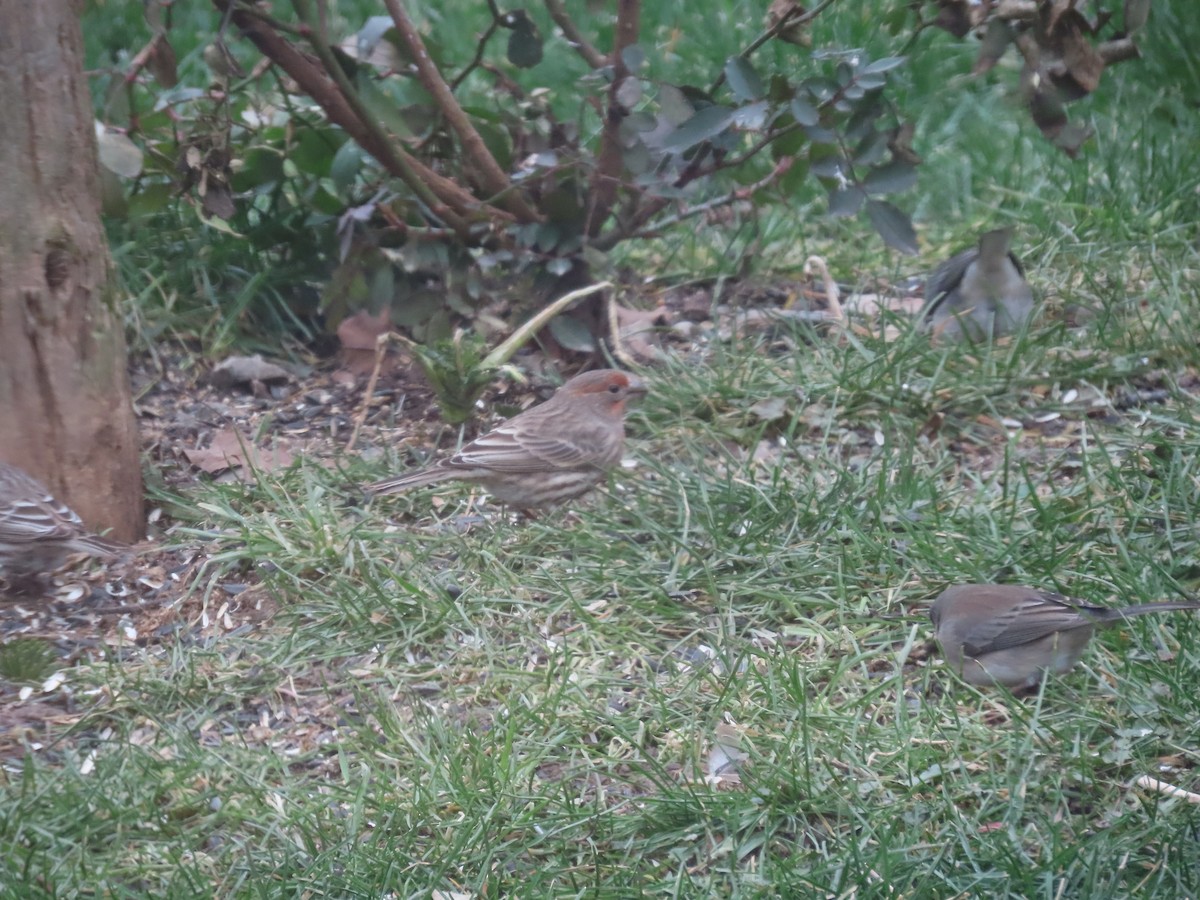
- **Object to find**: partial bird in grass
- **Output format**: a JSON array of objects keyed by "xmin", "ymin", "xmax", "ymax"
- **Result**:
[
  {"xmin": 925, "ymin": 229, "xmax": 1035, "ymax": 341},
  {"xmin": 0, "ymin": 462, "xmax": 126, "ymax": 595}
]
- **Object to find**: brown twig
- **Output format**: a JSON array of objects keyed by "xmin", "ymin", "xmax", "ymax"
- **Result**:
[
  {"xmin": 215, "ymin": 0, "xmax": 500, "ymax": 234},
  {"xmin": 294, "ymin": 0, "xmax": 471, "ymax": 236},
  {"xmin": 123, "ymin": 33, "xmax": 169, "ymax": 86},
  {"xmin": 709, "ymin": 0, "xmax": 842, "ymax": 95},
  {"xmin": 543, "ymin": 0, "xmax": 606, "ymax": 69},
  {"xmin": 380, "ymin": 0, "xmax": 541, "ymax": 223},
  {"xmin": 347, "ymin": 332, "xmax": 394, "ymax": 453},
  {"xmin": 450, "ymin": 18, "xmax": 503, "ymax": 92},
  {"xmin": 620, "ymin": 157, "xmax": 795, "ymax": 243},
  {"xmin": 584, "ymin": 0, "xmax": 641, "ymax": 238}
]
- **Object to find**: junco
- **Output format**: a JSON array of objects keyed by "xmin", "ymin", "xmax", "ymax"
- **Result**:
[
  {"xmin": 925, "ymin": 229, "xmax": 1035, "ymax": 341},
  {"xmin": 930, "ymin": 583, "xmax": 1200, "ymax": 690},
  {"xmin": 0, "ymin": 462, "xmax": 126, "ymax": 595}
]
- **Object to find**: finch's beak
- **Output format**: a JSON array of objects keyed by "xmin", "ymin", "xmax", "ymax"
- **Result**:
[{"xmin": 625, "ymin": 375, "xmax": 649, "ymax": 398}]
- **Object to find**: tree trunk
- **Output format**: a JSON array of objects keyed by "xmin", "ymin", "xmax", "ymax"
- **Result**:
[{"xmin": 0, "ymin": 0, "xmax": 143, "ymax": 540}]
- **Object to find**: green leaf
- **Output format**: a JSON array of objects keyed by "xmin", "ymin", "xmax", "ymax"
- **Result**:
[
  {"xmin": 548, "ymin": 315, "xmax": 597, "ymax": 353},
  {"xmin": 859, "ymin": 56, "xmax": 906, "ymax": 75},
  {"xmin": 778, "ymin": 156, "xmax": 810, "ymax": 196},
  {"xmin": 732, "ymin": 101, "xmax": 768, "ymax": 131},
  {"xmin": 127, "ymin": 182, "xmax": 173, "ymax": 218},
  {"xmin": 368, "ymin": 260, "xmax": 396, "ymax": 308},
  {"xmin": 725, "ymin": 57, "xmax": 765, "ymax": 101},
  {"xmin": 621, "ymin": 44, "xmax": 645, "ymax": 73},
  {"xmin": 866, "ymin": 199, "xmax": 918, "ymax": 255},
  {"xmin": 827, "ymin": 185, "xmax": 865, "ymax": 218},
  {"xmin": 790, "ymin": 96, "xmax": 820, "ymax": 127},
  {"xmin": 232, "ymin": 147, "xmax": 285, "ymax": 192},
  {"xmin": 356, "ymin": 71, "xmax": 415, "ymax": 139},
  {"xmin": 804, "ymin": 77, "xmax": 839, "ymax": 103},
  {"xmin": 803, "ymin": 124, "xmax": 838, "ymax": 145},
  {"xmin": 771, "ymin": 125, "xmax": 809, "ymax": 159},
  {"xmin": 863, "ymin": 159, "xmax": 917, "ymax": 195},
  {"xmin": 658, "ymin": 84, "xmax": 695, "ymax": 127},
  {"xmin": 661, "ymin": 105, "xmax": 736, "ymax": 151},
  {"xmin": 853, "ymin": 131, "xmax": 888, "ymax": 167},
  {"xmin": 331, "ymin": 141, "xmax": 364, "ymax": 190},
  {"xmin": 290, "ymin": 128, "xmax": 345, "ymax": 177},
  {"xmin": 622, "ymin": 140, "xmax": 652, "ymax": 175},
  {"xmin": 810, "ymin": 154, "xmax": 846, "ymax": 178}
]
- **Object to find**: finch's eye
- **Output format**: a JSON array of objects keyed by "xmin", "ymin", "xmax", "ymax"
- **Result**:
[{"xmin": 608, "ymin": 383, "xmax": 621, "ymax": 393}]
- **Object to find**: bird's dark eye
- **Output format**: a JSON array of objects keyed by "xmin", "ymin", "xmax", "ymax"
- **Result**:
[{"xmin": 608, "ymin": 383, "xmax": 621, "ymax": 393}]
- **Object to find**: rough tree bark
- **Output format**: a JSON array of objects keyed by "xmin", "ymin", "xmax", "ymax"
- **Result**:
[{"xmin": 0, "ymin": 0, "xmax": 143, "ymax": 540}]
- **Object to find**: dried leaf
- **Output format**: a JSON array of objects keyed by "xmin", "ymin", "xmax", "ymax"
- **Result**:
[
  {"xmin": 613, "ymin": 302, "xmax": 671, "ymax": 363},
  {"xmin": 749, "ymin": 396, "xmax": 789, "ymax": 422},
  {"xmin": 974, "ymin": 18, "xmax": 1015, "ymax": 75},
  {"xmin": 766, "ymin": 0, "xmax": 811, "ymax": 46},
  {"xmin": 183, "ymin": 426, "xmax": 293, "ymax": 475}
]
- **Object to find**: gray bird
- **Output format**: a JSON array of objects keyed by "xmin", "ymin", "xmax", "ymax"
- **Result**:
[
  {"xmin": 925, "ymin": 229, "xmax": 1035, "ymax": 341},
  {"xmin": 930, "ymin": 583, "xmax": 1200, "ymax": 690}
]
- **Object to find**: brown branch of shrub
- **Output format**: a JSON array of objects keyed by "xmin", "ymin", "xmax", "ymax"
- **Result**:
[
  {"xmin": 216, "ymin": 0, "xmax": 498, "ymax": 236},
  {"xmin": 625, "ymin": 157, "xmax": 795, "ymax": 241},
  {"xmin": 122, "ymin": 33, "xmax": 169, "ymax": 86},
  {"xmin": 543, "ymin": 0, "xmax": 606, "ymax": 69},
  {"xmin": 379, "ymin": 0, "xmax": 541, "ymax": 223},
  {"xmin": 584, "ymin": 0, "xmax": 641, "ymax": 239},
  {"xmin": 591, "ymin": 152, "xmax": 796, "ymax": 252},
  {"xmin": 709, "ymin": 0, "xmax": 842, "ymax": 95},
  {"xmin": 295, "ymin": 0, "xmax": 475, "ymax": 235},
  {"xmin": 449, "ymin": 18, "xmax": 502, "ymax": 91}
]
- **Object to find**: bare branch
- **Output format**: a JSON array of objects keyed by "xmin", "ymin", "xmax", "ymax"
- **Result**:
[
  {"xmin": 215, "ymin": 0, "xmax": 502, "ymax": 235},
  {"xmin": 380, "ymin": 0, "xmax": 542, "ymax": 222},
  {"xmin": 543, "ymin": 0, "xmax": 606, "ymax": 69},
  {"xmin": 584, "ymin": 0, "xmax": 641, "ymax": 238}
]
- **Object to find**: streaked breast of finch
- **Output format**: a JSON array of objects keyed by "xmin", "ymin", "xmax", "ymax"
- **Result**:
[
  {"xmin": 0, "ymin": 462, "xmax": 126, "ymax": 588},
  {"xmin": 363, "ymin": 369, "xmax": 648, "ymax": 510}
]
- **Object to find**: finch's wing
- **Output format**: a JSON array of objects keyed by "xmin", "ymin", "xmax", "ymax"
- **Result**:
[
  {"xmin": 0, "ymin": 485, "xmax": 87, "ymax": 545},
  {"xmin": 450, "ymin": 422, "xmax": 600, "ymax": 472}
]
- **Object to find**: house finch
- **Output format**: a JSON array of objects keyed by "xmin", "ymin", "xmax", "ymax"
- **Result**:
[
  {"xmin": 364, "ymin": 369, "xmax": 648, "ymax": 509},
  {"xmin": 925, "ymin": 228, "xmax": 1035, "ymax": 341},
  {"xmin": 931, "ymin": 583, "xmax": 1200, "ymax": 690},
  {"xmin": 0, "ymin": 462, "xmax": 126, "ymax": 593}
]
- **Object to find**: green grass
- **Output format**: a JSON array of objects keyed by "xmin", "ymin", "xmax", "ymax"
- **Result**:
[
  {"xmin": 6, "ymin": 1, "xmax": 1198, "ymax": 896},
  {"xmin": 8, "ymin": 298, "xmax": 1200, "ymax": 895}
]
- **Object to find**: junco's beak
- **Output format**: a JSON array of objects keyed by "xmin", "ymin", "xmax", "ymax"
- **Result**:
[
  {"xmin": 925, "ymin": 228, "xmax": 1035, "ymax": 342},
  {"xmin": 930, "ymin": 583, "xmax": 1200, "ymax": 691}
]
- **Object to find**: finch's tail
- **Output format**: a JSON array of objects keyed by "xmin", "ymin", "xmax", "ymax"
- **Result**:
[{"xmin": 362, "ymin": 465, "xmax": 456, "ymax": 496}]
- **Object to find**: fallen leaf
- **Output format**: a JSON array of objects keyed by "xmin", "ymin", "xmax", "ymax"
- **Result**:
[
  {"xmin": 337, "ymin": 309, "xmax": 406, "ymax": 376},
  {"xmin": 183, "ymin": 426, "xmax": 294, "ymax": 475},
  {"xmin": 613, "ymin": 302, "xmax": 672, "ymax": 363}
]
